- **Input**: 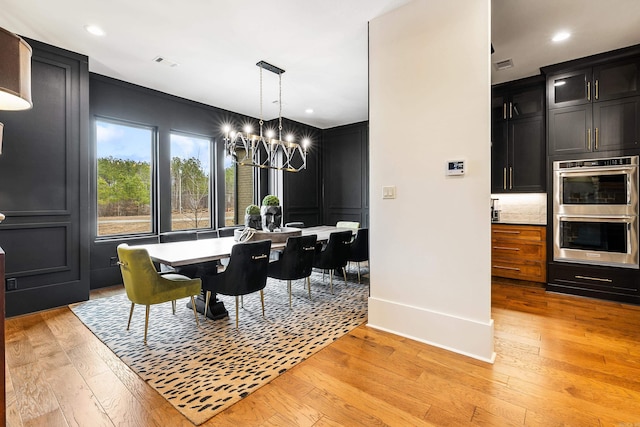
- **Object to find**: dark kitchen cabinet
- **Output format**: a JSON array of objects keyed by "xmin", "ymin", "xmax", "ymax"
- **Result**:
[
  {"xmin": 491, "ymin": 77, "xmax": 546, "ymax": 193},
  {"xmin": 548, "ymin": 96, "xmax": 640, "ymax": 155},
  {"xmin": 547, "ymin": 58, "xmax": 640, "ymax": 109},
  {"xmin": 545, "ymin": 53, "xmax": 640, "ymax": 156},
  {"xmin": 547, "ymin": 262, "xmax": 640, "ymax": 305}
]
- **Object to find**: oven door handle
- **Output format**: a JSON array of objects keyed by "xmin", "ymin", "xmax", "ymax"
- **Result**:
[{"xmin": 557, "ymin": 214, "xmax": 635, "ymax": 223}]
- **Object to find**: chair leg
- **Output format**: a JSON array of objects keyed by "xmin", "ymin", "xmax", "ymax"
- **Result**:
[
  {"xmin": 260, "ymin": 290, "xmax": 265, "ymax": 318},
  {"xmin": 234, "ymin": 296, "xmax": 239, "ymax": 329},
  {"xmin": 171, "ymin": 300, "xmax": 176, "ymax": 314},
  {"xmin": 144, "ymin": 305, "xmax": 150, "ymax": 344},
  {"xmin": 329, "ymin": 270, "xmax": 334, "ymax": 294},
  {"xmin": 127, "ymin": 302, "xmax": 135, "ymax": 330},
  {"xmin": 204, "ymin": 291, "xmax": 211, "ymax": 320},
  {"xmin": 357, "ymin": 262, "xmax": 361, "ymax": 283},
  {"xmin": 190, "ymin": 296, "xmax": 200, "ymax": 328},
  {"xmin": 307, "ymin": 276, "xmax": 312, "ymax": 300},
  {"xmin": 342, "ymin": 267, "xmax": 347, "ymax": 284},
  {"xmin": 288, "ymin": 280, "xmax": 292, "ymax": 308}
]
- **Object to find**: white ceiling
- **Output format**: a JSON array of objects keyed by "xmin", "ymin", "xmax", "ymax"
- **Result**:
[
  {"xmin": 1, "ymin": 1, "xmax": 639, "ymax": 129},
  {"xmin": 491, "ymin": 0, "xmax": 640, "ymax": 85}
]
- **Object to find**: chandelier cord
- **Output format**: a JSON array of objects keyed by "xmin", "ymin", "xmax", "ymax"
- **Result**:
[
  {"xmin": 259, "ymin": 64, "xmax": 264, "ymax": 137},
  {"xmin": 278, "ymin": 73, "xmax": 283, "ymax": 141}
]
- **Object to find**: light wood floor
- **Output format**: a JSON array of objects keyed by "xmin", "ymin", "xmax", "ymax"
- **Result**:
[{"xmin": 5, "ymin": 280, "xmax": 640, "ymax": 426}]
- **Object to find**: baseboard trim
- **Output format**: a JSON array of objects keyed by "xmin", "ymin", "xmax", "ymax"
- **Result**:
[{"xmin": 367, "ymin": 296, "xmax": 495, "ymax": 363}]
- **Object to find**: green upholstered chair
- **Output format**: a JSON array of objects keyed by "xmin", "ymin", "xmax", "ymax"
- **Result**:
[{"xmin": 116, "ymin": 243, "xmax": 202, "ymax": 344}]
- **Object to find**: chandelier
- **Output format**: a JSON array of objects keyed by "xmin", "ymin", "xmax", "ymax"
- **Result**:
[{"xmin": 223, "ymin": 61, "xmax": 309, "ymax": 172}]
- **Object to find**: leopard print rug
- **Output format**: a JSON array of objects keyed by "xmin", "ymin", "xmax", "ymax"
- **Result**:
[{"xmin": 71, "ymin": 268, "xmax": 369, "ymax": 425}]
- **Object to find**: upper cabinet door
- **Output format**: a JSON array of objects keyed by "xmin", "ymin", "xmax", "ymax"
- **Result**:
[
  {"xmin": 548, "ymin": 68, "xmax": 592, "ymax": 109},
  {"xmin": 510, "ymin": 86, "xmax": 545, "ymax": 120},
  {"xmin": 593, "ymin": 58, "xmax": 640, "ymax": 102}
]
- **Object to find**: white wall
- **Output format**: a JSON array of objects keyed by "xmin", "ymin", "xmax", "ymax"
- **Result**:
[{"xmin": 368, "ymin": 0, "xmax": 494, "ymax": 362}]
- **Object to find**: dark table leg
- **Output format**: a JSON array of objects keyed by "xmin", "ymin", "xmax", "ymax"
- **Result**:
[{"xmin": 187, "ymin": 289, "xmax": 228, "ymax": 320}]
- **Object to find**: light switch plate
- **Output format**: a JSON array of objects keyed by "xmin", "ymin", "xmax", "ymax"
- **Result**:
[{"xmin": 382, "ymin": 185, "xmax": 396, "ymax": 199}]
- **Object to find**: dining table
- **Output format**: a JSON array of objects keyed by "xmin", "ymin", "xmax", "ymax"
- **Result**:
[{"xmin": 134, "ymin": 225, "xmax": 354, "ymax": 319}]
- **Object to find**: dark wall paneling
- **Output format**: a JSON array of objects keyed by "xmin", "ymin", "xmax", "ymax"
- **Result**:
[
  {"xmin": 0, "ymin": 39, "xmax": 89, "ymax": 316},
  {"xmin": 281, "ymin": 118, "xmax": 323, "ymax": 227},
  {"xmin": 322, "ymin": 122, "xmax": 369, "ymax": 227}
]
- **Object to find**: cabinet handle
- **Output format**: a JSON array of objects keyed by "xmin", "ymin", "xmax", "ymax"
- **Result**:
[
  {"xmin": 503, "ymin": 167, "xmax": 507, "ymax": 190},
  {"xmin": 595, "ymin": 127, "xmax": 599, "ymax": 150},
  {"xmin": 509, "ymin": 102, "xmax": 513, "ymax": 119},
  {"xmin": 595, "ymin": 79, "xmax": 599, "ymax": 100},
  {"xmin": 587, "ymin": 128, "xmax": 591, "ymax": 151},
  {"xmin": 509, "ymin": 167, "xmax": 513, "ymax": 190},
  {"xmin": 493, "ymin": 265, "xmax": 521, "ymax": 271},
  {"xmin": 493, "ymin": 230, "xmax": 521, "ymax": 234},
  {"xmin": 493, "ymin": 246, "xmax": 520, "ymax": 251},
  {"xmin": 587, "ymin": 81, "xmax": 591, "ymax": 101},
  {"xmin": 575, "ymin": 275, "xmax": 612, "ymax": 283},
  {"xmin": 503, "ymin": 102, "xmax": 507, "ymax": 120}
]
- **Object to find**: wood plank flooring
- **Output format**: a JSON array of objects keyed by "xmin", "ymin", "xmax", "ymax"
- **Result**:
[{"xmin": 5, "ymin": 280, "xmax": 640, "ymax": 426}]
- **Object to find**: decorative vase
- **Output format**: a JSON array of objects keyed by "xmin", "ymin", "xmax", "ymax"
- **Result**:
[
  {"xmin": 244, "ymin": 214, "xmax": 262, "ymax": 230},
  {"xmin": 260, "ymin": 205, "xmax": 282, "ymax": 232}
]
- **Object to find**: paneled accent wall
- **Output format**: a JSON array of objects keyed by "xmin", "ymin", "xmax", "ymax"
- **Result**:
[
  {"xmin": 0, "ymin": 39, "xmax": 90, "ymax": 316},
  {"xmin": 322, "ymin": 122, "xmax": 369, "ymax": 227},
  {"xmin": 281, "ymin": 118, "xmax": 323, "ymax": 227}
]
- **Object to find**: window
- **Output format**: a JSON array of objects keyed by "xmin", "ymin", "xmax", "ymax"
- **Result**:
[
  {"xmin": 96, "ymin": 119, "xmax": 154, "ymax": 236},
  {"xmin": 170, "ymin": 133, "xmax": 211, "ymax": 230},
  {"xmin": 225, "ymin": 149, "xmax": 256, "ymax": 226},
  {"xmin": 224, "ymin": 156, "xmax": 235, "ymax": 226}
]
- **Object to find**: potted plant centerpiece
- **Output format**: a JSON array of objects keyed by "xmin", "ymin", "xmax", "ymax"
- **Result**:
[
  {"xmin": 244, "ymin": 204, "xmax": 261, "ymax": 230},
  {"xmin": 260, "ymin": 194, "xmax": 282, "ymax": 232}
]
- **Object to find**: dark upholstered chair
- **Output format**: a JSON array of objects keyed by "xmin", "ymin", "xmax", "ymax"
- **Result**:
[
  {"xmin": 203, "ymin": 239, "xmax": 272, "ymax": 328},
  {"xmin": 312, "ymin": 230, "xmax": 352, "ymax": 294},
  {"xmin": 347, "ymin": 228, "xmax": 369, "ymax": 283},
  {"xmin": 267, "ymin": 234, "xmax": 317, "ymax": 307},
  {"xmin": 116, "ymin": 244, "xmax": 201, "ymax": 344},
  {"xmin": 217, "ymin": 225, "xmax": 244, "ymax": 237}
]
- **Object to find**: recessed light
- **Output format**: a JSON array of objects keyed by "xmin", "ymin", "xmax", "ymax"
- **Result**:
[
  {"xmin": 84, "ymin": 25, "xmax": 106, "ymax": 36},
  {"xmin": 305, "ymin": 108, "xmax": 314, "ymax": 114},
  {"xmin": 552, "ymin": 31, "xmax": 570, "ymax": 42}
]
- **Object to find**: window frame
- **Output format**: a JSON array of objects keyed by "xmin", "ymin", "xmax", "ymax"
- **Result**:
[{"xmin": 94, "ymin": 116, "xmax": 158, "ymax": 240}]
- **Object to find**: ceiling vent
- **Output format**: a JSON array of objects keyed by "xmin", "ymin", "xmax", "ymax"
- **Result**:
[
  {"xmin": 153, "ymin": 56, "xmax": 179, "ymax": 68},
  {"xmin": 494, "ymin": 58, "xmax": 514, "ymax": 71}
]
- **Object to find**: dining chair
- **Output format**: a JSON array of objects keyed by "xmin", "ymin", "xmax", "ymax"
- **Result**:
[
  {"xmin": 202, "ymin": 239, "xmax": 272, "ymax": 328},
  {"xmin": 217, "ymin": 225, "xmax": 244, "ymax": 237},
  {"xmin": 347, "ymin": 228, "xmax": 369, "ymax": 283},
  {"xmin": 312, "ymin": 230, "xmax": 352, "ymax": 294},
  {"xmin": 267, "ymin": 234, "xmax": 318, "ymax": 307},
  {"xmin": 284, "ymin": 221, "xmax": 305, "ymax": 228},
  {"xmin": 336, "ymin": 221, "xmax": 360, "ymax": 230},
  {"xmin": 116, "ymin": 244, "xmax": 202, "ymax": 344}
]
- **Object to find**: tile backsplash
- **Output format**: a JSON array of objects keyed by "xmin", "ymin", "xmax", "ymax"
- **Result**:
[{"xmin": 491, "ymin": 193, "xmax": 547, "ymax": 225}]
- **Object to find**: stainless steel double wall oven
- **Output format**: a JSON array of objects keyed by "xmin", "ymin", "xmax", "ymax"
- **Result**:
[{"xmin": 553, "ymin": 155, "xmax": 639, "ymax": 269}]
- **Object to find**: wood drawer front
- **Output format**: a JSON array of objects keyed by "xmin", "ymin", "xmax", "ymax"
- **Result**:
[
  {"xmin": 492, "ymin": 224, "xmax": 545, "ymax": 242},
  {"xmin": 492, "ymin": 241, "xmax": 544, "ymax": 261},
  {"xmin": 492, "ymin": 259, "xmax": 545, "ymax": 282}
]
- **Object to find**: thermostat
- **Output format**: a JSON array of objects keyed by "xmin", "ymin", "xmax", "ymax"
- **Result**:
[{"xmin": 446, "ymin": 160, "xmax": 465, "ymax": 176}]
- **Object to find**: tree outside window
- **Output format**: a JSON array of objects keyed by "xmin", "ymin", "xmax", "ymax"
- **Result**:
[
  {"xmin": 96, "ymin": 120, "xmax": 153, "ymax": 236},
  {"xmin": 170, "ymin": 133, "xmax": 211, "ymax": 230}
]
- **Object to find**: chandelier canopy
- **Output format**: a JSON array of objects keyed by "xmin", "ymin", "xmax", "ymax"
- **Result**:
[{"xmin": 223, "ymin": 61, "xmax": 309, "ymax": 172}]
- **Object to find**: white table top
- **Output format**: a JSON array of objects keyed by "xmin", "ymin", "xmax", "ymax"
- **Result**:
[{"xmin": 135, "ymin": 225, "xmax": 355, "ymax": 267}]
